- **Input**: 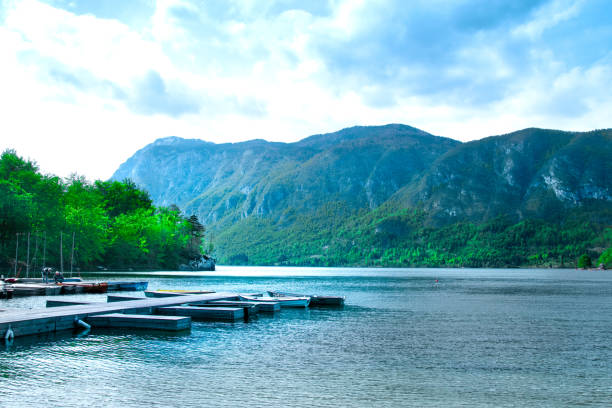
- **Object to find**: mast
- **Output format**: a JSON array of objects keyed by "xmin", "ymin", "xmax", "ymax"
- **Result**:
[
  {"xmin": 42, "ymin": 231, "xmax": 46, "ymax": 268},
  {"xmin": 60, "ymin": 231, "xmax": 64, "ymax": 273},
  {"xmin": 70, "ymin": 231, "xmax": 75, "ymax": 277},
  {"xmin": 42, "ymin": 231, "xmax": 47, "ymax": 283},
  {"xmin": 33, "ymin": 232, "xmax": 39, "ymax": 272},
  {"xmin": 14, "ymin": 233, "xmax": 19, "ymax": 276},
  {"xmin": 26, "ymin": 232, "xmax": 30, "ymax": 278}
]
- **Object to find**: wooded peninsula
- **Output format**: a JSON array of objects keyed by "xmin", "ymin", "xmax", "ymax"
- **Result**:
[{"xmin": 0, "ymin": 150, "xmax": 211, "ymax": 274}]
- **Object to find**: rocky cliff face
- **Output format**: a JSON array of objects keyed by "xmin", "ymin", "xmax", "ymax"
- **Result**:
[
  {"xmin": 394, "ymin": 128, "xmax": 612, "ymax": 224},
  {"xmin": 112, "ymin": 124, "xmax": 459, "ymax": 225},
  {"xmin": 112, "ymin": 125, "xmax": 612, "ymax": 230}
]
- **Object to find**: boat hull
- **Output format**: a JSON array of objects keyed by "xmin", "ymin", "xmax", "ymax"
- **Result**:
[{"xmin": 239, "ymin": 294, "xmax": 310, "ymax": 308}]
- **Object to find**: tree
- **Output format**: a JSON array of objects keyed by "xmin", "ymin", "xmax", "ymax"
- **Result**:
[
  {"xmin": 599, "ymin": 248, "xmax": 612, "ymax": 267},
  {"xmin": 94, "ymin": 179, "xmax": 152, "ymax": 217},
  {"xmin": 185, "ymin": 214, "xmax": 205, "ymax": 260},
  {"xmin": 577, "ymin": 254, "xmax": 592, "ymax": 269}
]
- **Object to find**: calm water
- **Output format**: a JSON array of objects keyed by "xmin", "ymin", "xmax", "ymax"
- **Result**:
[{"xmin": 1, "ymin": 267, "xmax": 611, "ymax": 407}]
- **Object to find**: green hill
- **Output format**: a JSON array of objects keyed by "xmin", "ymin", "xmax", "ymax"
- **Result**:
[{"xmin": 112, "ymin": 125, "xmax": 612, "ymax": 268}]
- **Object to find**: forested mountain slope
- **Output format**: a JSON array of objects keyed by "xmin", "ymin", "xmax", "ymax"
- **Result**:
[{"xmin": 112, "ymin": 125, "xmax": 612, "ymax": 267}]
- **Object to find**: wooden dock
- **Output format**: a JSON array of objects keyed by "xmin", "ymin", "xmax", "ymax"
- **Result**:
[
  {"xmin": 0, "ymin": 292, "xmax": 239, "ymax": 338},
  {"xmin": 204, "ymin": 300, "xmax": 280, "ymax": 313},
  {"xmin": 1, "ymin": 289, "xmax": 346, "ymax": 343},
  {"xmin": 157, "ymin": 305, "xmax": 245, "ymax": 322},
  {"xmin": 87, "ymin": 313, "xmax": 191, "ymax": 331}
]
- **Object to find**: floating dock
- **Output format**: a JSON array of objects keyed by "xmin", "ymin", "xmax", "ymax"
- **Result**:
[
  {"xmin": 87, "ymin": 313, "xmax": 191, "ymax": 331},
  {"xmin": 157, "ymin": 305, "xmax": 245, "ymax": 322},
  {"xmin": 1, "ymin": 289, "xmax": 345, "ymax": 343},
  {"xmin": 0, "ymin": 292, "xmax": 239, "ymax": 338}
]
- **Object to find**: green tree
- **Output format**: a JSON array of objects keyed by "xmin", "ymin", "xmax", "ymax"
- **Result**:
[
  {"xmin": 577, "ymin": 254, "xmax": 592, "ymax": 269},
  {"xmin": 64, "ymin": 175, "xmax": 109, "ymax": 268},
  {"xmin": 95, "ymin": 179, "xmax": 152, "ymax": 217}
]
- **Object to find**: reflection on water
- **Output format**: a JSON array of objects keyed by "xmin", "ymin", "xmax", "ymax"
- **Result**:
[{"xmin": 1, "ymin": 268, "xmax": 611, "ymax": 407}]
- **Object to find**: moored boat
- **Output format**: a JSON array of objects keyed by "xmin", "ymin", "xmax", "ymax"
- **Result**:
[
  {"xmin": 267, "ymin": 291, "xmax": 345, "ymax": 307},
  {"xmin": 60, "ymin": 282, "xmax": 108, "ymax": 294},
  {"xmin": 115, "ymin": 281, "xmax": 149, "ymax": 291},
  {"xmin": 239, "ymin": 293, "xmax": 310, "ymax": 308},
  {"xmin": 144, "ymin": 289, "xmax": 215, "ymax": 298}
]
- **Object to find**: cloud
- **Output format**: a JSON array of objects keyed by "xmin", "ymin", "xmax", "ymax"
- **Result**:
[
  {"xmin": 128, "ymin": 70, "xmax": 200, "ymax": 116},
  {"xmin": 0, "ymin": 0, "xmax": 611, "ymax": 181}
]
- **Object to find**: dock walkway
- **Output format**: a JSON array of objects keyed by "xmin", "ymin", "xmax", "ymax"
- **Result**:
[{"xmin": 0, "ymin": 292, "xmax": 239, "ymax": 338}]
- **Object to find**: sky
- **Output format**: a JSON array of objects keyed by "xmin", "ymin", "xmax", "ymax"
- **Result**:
[{"xmin": 1, "ymin": 0, "xmax": 611, "ymax": 181}]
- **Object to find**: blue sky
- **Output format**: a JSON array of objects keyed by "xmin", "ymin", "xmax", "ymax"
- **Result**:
[{"xmin": 1, "ymin": 0, "xmax": 611, "ymax": 180}]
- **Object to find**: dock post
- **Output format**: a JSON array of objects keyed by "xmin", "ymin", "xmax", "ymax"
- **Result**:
[
  {"xmin": 4, "ymin": 325, "xmax": 14, "ymax": 342},
  {"xmin": 75, "ymin": 318, "xmax": 91, "ymax": 331}
]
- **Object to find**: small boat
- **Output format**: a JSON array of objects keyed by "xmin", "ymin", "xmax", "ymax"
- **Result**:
[
  {"xmin": 267, "ymin": 291, "xmax": 345, "ymax": 307},
  {"xmin": 60, "ymin": 282, "xmax": 108, "ymax": 293},
  {"xmin": 239, "ymin": 293, "xmax": 310, "ymax": 308},
  {"xmin": 115, "ymin": 281, "xmax": 149, "ymax": 291},
  {"xmin": 82, "ymin": 282, "xmax": 108, "ymax": 294}
]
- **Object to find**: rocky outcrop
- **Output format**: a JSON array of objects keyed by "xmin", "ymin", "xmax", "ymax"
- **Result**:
[{"xmin": 178, "ymin": 255, "xmax": 216, "ymax": 271}]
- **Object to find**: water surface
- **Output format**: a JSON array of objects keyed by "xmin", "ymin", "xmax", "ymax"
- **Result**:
[{"xmin": 1, "ymin": 267, "xmax": 611, "ymax": 407}]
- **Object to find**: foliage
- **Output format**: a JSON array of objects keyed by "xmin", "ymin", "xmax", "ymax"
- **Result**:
[
  {"xmin": 577, "ymin": 254, "xmax": 592, "ymax": 269},
  {"xmin": 0, "ymin": 150, "xmax": 211, "ymax": 273},
  {"xmin": 598, "ymin": 227, "xmax": 612, "ymax": 267},
  {"xmin": 214, "ymin": 205, "xmax": 612, "ymax": 269}
]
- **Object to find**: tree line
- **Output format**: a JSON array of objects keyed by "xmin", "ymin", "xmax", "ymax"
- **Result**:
[
  {"xmin": 0, "ymin": 150, "xmax": 209, "ymax": 275},
  {"xmin": 216, "ymin": 204, "xmax": 612, "ymax": 269}
]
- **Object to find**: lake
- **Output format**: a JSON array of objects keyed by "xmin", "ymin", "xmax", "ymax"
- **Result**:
[{"xmin": 1, "ymin": 267, "xmax": 611, "ymax": 407}]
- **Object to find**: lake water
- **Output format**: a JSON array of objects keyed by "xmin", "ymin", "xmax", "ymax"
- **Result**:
[{"xmin": 1, "ymin": 267, "xmax": 611, "ymax": 407}]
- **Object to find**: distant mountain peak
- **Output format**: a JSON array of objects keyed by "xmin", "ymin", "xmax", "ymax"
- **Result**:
[
  {"xmin": 295, "ymin": 123, "xmax": 449, "ymax": 149},
  {"xmin": 152, "ymin": 136, "xmax": 185, "ymax": 145}
]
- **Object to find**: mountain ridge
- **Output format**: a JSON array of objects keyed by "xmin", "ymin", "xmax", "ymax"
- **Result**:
[{"xmin": 111, "ymin": 124, "xmax": 612, "ymax": 267}]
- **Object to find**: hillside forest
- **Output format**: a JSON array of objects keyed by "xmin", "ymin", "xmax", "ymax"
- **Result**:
[
  {"xmin": 215, "ymin": 202, "xmax": 612, "ymax": 269},
  {"xmin": 0, "ymin": 150, "xmax": 210, "ymax": 274}
]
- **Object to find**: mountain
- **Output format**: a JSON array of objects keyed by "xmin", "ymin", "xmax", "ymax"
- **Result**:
[
  {"xmin": 394, "ymin": 128, "xmax": 612, "ymax": 225},
  {"xmin": 112, "ymin": 125, "xmax": 612, "ymax": 267},
  {"xmin": 113, "ymin": 124, "xmax": 459, "ymax": 223}
]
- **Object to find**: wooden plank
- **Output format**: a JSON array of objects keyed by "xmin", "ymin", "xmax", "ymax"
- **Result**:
[
  {"xmin": 156, "ymin": 306, "xmax": 244, "ymax": 322},
  {"xmin": 87, "ymin": 313, "xmax": 191, "ymax": 331},
  {"xmin": 0, "ymin": 292, "xmax": 238, "ymax": 338},
  {"xmin": 208, "ymin": 300, "xmax": 280, "ymax": 313},
  {"xmin": 46, "ymin": 300, "xmax": 99, "ymax": 308},
  {"xmin": 189, "ymin": 302, "xmax": 260, "ymax": 320},
  {"xmin": 107, "ymin": 295, "xmax": 142, "ymax": 302},
  {"xmin": 191, "ymin": 302, "xmax": 260, "ymax": 314},
  {"xmin": 144, "ymin": 290, "xmax": 188, "ymax": 298}
]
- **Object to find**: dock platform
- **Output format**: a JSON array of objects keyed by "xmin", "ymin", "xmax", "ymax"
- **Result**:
[
  {"xmin": 1, "ymin": 288, "xmax": 346, "ymax": 345},
  {"xmin": 157, "ymin": 306, "xmax": 244, "ymax": 322},
  {"xmin": 204, "ymin": 300, "xmax": 280, "ymax": 313},
  {"xmin": 87, "ymin": 313, "xmax": 191, "ymax": 331},
  {"xmin": 0, "ymin": 292, "xmax": 238, "ymax": 338}
]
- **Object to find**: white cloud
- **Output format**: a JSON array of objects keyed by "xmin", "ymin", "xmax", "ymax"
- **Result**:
[
  {"xmin": 512, "ymin": 0, "xmax": 584, "ymax": 39},
  {"xmin": 0, "ymin": 0, "xmax": 610, "ymax": 181}
]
